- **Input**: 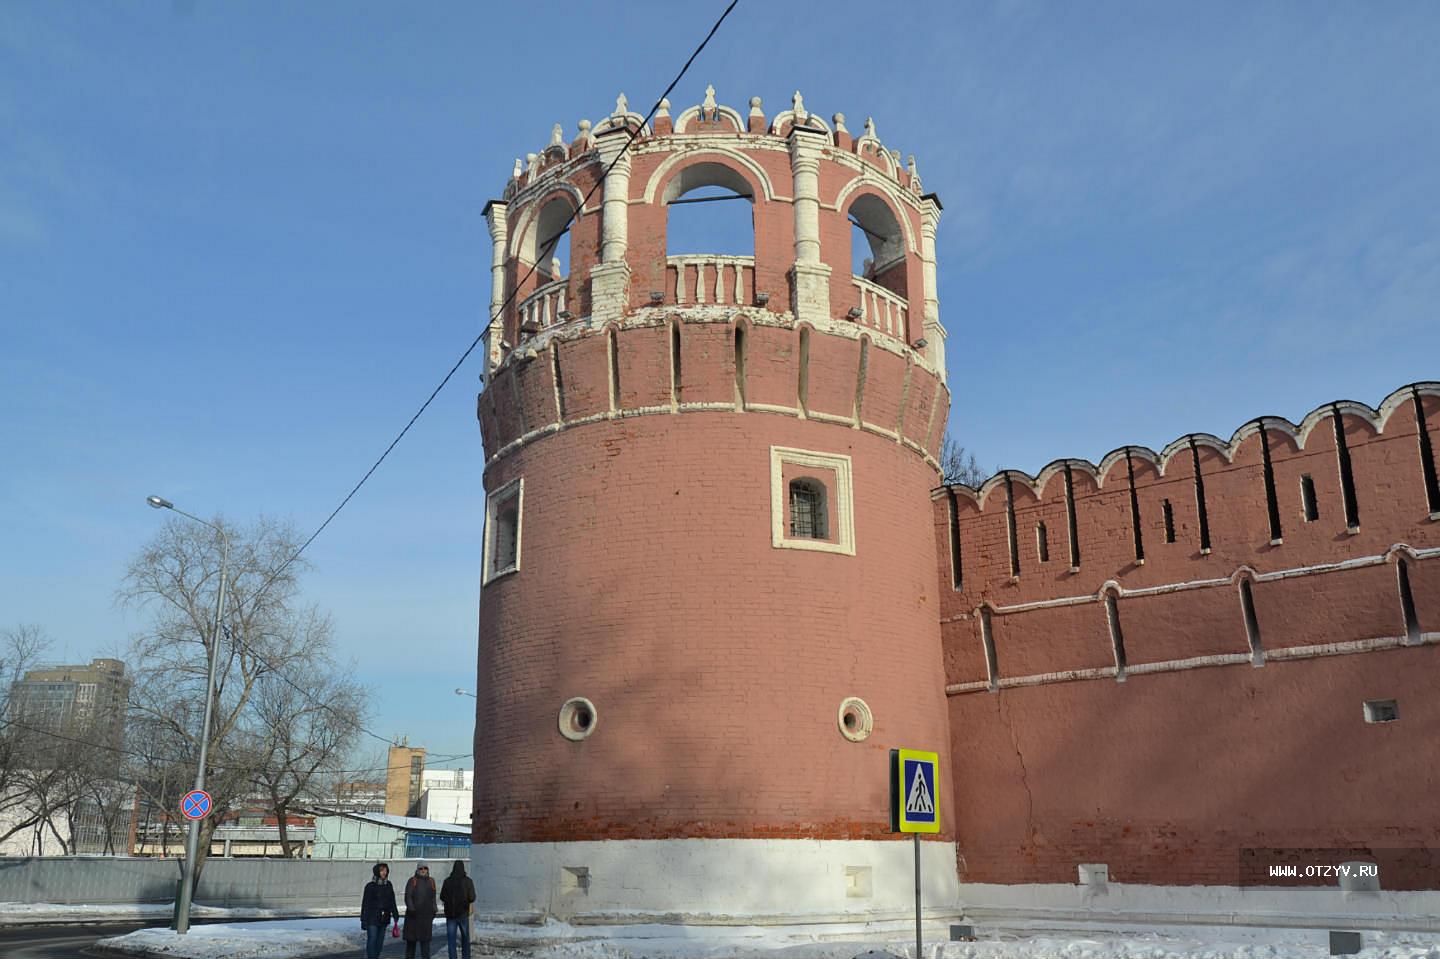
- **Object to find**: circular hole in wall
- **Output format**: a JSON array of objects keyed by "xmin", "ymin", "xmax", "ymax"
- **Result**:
[
  {"xmin": 559, "ymin": 697, "xmax": 597, "ymax": 741},
  {"xmin": 837, "ymin": 696, "xmax": 873, "ymax": 742}
]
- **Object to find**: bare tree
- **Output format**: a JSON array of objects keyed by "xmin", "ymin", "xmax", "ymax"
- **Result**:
[
  {"xmin": 0, "ymin": 625, "xmax": 56, "ymax": 847},
  {"xmin": 119, "ymin": 515, "xmax": 362, "ymax": 879},
  {"xmin": 940, "ymin": 434, "xmax": 992, "ymax": 487},
  {"xmin": 248, "ymin": 665, "xmax": 368, "ymax": 858}
]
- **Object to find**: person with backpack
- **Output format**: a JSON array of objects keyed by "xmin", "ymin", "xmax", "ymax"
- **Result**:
[
  {"xmin": 360, "ymin": 862, "xmax": 400, "ymax": 959},
  {"xmin": 439, "ymin": 860, "xmax": 477, "ymax": 959},
  {"xmin": 403, "ymin": 861, "xmax": 438, "ymax": 959}
]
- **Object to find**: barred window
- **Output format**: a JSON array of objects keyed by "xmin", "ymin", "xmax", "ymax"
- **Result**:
[
  {"xmin": 495, "ymin": 502, "xmax": 519, "ymax": 570},
  {"xmin": 484, "ymin": 477, "xmax": 524, "ymax": 583},
  {"xmin": 789, "ymin": 478, "xmax": 828, "ymax": 539}
]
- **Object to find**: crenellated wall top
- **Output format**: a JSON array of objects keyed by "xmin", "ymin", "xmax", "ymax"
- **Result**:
[
  {"xmin": 943, "ymin": 382, "xmax": 1440, "ymax": 508},
  {"xmin": 499, "ymin": 86, "xmax": 930, "ymax": 203}
]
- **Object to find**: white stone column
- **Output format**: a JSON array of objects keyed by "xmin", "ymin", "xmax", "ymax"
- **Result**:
[
  {"xmin": 483, "ymin": 200, "xmax": 509, "ymax": 382},
  {"xmin": 788, "ymin": 126, "xmax": 832, "ymax": 323},
  {"xmin": 919, "ymin": 194, "xmax": 948, "ymax": 382},
  {"xmin": 590, "ymin": 127, "xmax": 633, "ymax": 323}
]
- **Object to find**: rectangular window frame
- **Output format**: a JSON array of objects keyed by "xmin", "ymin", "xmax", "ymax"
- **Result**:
[
  {"xmin": 483, "ymin": 476, "xmax": 524, "ymax": 585},
  {"xmin": 770, "ymin": 446, "xmax": 855, "ymax": 556}
]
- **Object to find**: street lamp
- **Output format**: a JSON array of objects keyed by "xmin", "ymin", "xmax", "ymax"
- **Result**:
[
  {"xmin": 455, "ymin": 688, "xmax": 476, "ymax": 698},
  {"xmin": 146, "ymin": 494, "xmax": 228, "ymax": 935}
]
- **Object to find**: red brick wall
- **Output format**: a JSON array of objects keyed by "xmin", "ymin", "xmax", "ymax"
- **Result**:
[
  {"xmin": 474, "ymin": 417, "xmax": 951, "ymax": 845},
  {"xmin": 475, "ymin": 320, "xmax": 952, "ymax": 845},
  {"xmin": 936, "ymin": 386, "xmax": 1440, "ymax": 887}
]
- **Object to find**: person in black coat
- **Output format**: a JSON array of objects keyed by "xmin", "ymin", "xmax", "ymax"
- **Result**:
[
  {"xmin": 439, "ymin": 861, "xmax": 477, "ymax": 959},
  {"xmin": 361, "ymin": 862, "xmax": 400, "ymax": 959},
  {"xmin": 403, "ymin": 861, "xmax": 438, "ymax": 959}
]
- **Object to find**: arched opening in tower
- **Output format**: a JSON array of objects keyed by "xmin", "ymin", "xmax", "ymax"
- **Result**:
[
  {"xmin": 663, "ymin": 161, "xmax": 755, "ymax": 258},
  {"xmin": 522, "ymin": 195, "xmax": 575, "ymax": 284},
  {"xmin": 847, "ymin": 193, "xmax": 906, "ymax": 298}
]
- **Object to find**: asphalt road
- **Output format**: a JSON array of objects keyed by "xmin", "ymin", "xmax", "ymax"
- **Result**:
[{"xmin": 0, "ymin": 919, "xmax": 362, "ymax": 959}]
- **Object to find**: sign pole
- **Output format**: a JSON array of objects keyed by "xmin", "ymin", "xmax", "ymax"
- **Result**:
[
  {"xmin": 892, "ymin": 747, "xmax": 938, "ymax": 959},
  {"xmin": 914, "ymin": 831, "xmax": 922, "ymax": 959}
]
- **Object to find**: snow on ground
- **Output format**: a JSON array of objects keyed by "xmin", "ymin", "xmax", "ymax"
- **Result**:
[
  {"xmin": 93, "ymin": 916, "xmax": 1440, "ymax": 959},
  {"xmin": 96, "ymin": 915, "xmax": 374, "ymax": 957}
]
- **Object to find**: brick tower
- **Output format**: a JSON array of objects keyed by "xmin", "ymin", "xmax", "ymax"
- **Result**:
[{"xmin": 473, "ymin": 87, "xmax": 957, "ymax": 922}]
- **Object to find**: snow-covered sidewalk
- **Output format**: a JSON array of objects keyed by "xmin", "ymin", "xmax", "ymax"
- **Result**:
[{"xmin": 92, "ymin": 916, "xmax": 1440, "ymax": 959}]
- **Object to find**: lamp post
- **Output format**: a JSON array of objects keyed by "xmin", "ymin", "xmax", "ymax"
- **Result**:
[
  {"xmin": 454, "ymin": 688, "xmax": 476, "ymax": 698},
  {"xmin": 146, "ymin": 494, "xmax": 228, "ymax": 935}
]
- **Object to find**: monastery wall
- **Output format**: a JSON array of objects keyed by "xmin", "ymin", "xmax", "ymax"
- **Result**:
[{"xmin": 936, "ymin": 384, "xmax": 1440, "ymax": 888}]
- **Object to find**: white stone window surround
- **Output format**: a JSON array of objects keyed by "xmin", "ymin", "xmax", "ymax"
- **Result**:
[
  {"xmin": 770, "ymin": 446, "xmax": 855, "ymax": 555},
  {"xmin": 483, "ymin": 477, "xmax": 524, "ymax": 585}
]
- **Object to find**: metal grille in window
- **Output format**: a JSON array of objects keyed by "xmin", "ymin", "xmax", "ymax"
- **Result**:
[{"xmin": 789, "ymin": 480, "xmax": 827, "ymax": 539}]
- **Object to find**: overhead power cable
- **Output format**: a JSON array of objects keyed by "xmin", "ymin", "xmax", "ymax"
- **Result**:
[
  {"xmin": 254, "ymin": 0, "xmax": 740, "ymax": 591},
  {"xmin": 139, "ymin": 0, "xmax": 741, "ymax": 760}
]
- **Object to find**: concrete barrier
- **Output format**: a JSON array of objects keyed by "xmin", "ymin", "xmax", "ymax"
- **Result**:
[{"xmin": 0, "ymin": 856, "xmax": 447, "ymax": 908}]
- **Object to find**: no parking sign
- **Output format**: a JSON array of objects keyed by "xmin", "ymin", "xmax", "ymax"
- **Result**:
[{"xmin": 181, "ymin": 789, "xmax": 212, "ymax": 821}]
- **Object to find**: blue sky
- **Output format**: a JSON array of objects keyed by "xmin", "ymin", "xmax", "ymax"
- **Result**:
[{"xmin": 3, "ymin": 1, "xmax": 1438, "ymax": 763}]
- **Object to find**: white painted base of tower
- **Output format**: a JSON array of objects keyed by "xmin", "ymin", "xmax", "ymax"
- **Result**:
[
  {"xmin": 470, "ymin": 838, "xmax": 962, "ymax": 926},
  {"xmin": 959, "ymin": 882, "xmax": 1440, "ymax": 934}
]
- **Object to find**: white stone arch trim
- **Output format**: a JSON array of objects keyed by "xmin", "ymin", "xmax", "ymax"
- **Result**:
[
  {"xmin": 1096, "ymin": 445, "xmax": 1160, "ymax": 484},
  {"xmin": 1381, "ymin": 382, "xmax": 1440, "ymax": 423},
  {"xmin": 1228, "ymin": 564, "xmax": 1261, "ymax": 587},
  {"xmin": 1033, "ymin": 460, "xmax": 1082, "ymax": 501},
  {"xmin": 1296, "ymin": 400, "xmax": 1382, "ymax": 448},
  {"xmin": 853, "ymin": 130, "xmax": 897, "ymax": 178},
  {"xmin": 942, "ymin": 483, "xmax": 983, "ymax": 507},
  {"xmin": 594, "ymin": 107, "xmax": 651, "ymax": 137},
  {"xmin": 507, "ymin": 183, "xmax": 587, "ymax": 261},
  {"xmin": 1384, "ymin": 543, "xmax": 1421, "ymax": 565},
  {"xmin": 1157, "ymin": 433, "xmax": 1236, "ymax": 470},
  {"xmin": 674, "ymin": 103, "xmax": 746, "ymax": 134},
  {"xmin": 640, "ymin": 146, "xmax": 778, "ymax": 204},
  {"xmin": 832, "ymin": 177, "xmax": 919, "ymax": 255},
  {"xmin": 972, "ymin": 471, "xmax": 1013, "ymax": 509},
  {"xmin": 770, "ymin": 111, "xmax": 832, "ymax": 138}
]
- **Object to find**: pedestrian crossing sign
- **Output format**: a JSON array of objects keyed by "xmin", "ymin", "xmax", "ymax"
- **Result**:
[{"xmin": 890, "ymin": 748, "xmax": 940, "ymax": 833}]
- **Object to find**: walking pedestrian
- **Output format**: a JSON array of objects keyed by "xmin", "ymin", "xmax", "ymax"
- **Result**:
[
  {"xmin": 403, "ymin": 860, "xmax": 438, "ymax": 959},
  {"xmin": 360, "ymin": 862, "xmax": 400, "ymax": 959},
  {"xmin": 439, "ymin": 861, "xmax": 477, "ymax": 959}
]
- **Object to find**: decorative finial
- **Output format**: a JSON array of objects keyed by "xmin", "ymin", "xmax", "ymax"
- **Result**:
[
  {"xmin": 749, "ymin": 96, "xmax": 763, "ymax": 116},
  {"xmin": 907, "ymin": 154, "xmax": 919, "ymax": 177},
  {"xmin": 889, "ymin": 149, "xmax": 902, "ymax": 166},
  {"xmin": 577, "ymin": 118, "xmax": 592, "ymax": 137},
  {"xmin": 524, "ymin": 152, "xmax": 537, "ymax": 172},
  {"xmin": 702, "ymin": 84, "xmax": 717, "ymax": 118},
  {"xmin": 864, "ymin": 116, "xmax": 876, "ymax": 139},
  {"xmin": 550, "ymin": 123, "xmax": 564, "ymax": 147},
  {"xmin": 792, "ymin": 90, "xmax": 806, "ymax": 119},
  {"xmin": 614, "ymin": 92, "xmax": 628, "ymax": 116},
  {"xmin": 832, "ymin": 112, "xmax": 847, "ymax": 134},
  {"xmin": 511, "ymin": 158, "xmax": 522, "ymax": 179},
  {"xmin": 550, "ymin": 257, "xmax": 562, "ymax": 278},
  {"xmin": 656, "ymin": 98, "xmax": 670, "ymax": 118}
]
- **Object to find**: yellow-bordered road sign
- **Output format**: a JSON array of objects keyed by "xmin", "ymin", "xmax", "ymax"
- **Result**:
[{"xmin": 890, "ymin": 748, "xmax": 940, "ymax": 833}]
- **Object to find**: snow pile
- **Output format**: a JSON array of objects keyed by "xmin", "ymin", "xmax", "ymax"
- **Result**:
[
  {"xmin": 95, "ymin": 916, "xmax": 1440, "ymax": 959},
  {"xmin": 96, "ymin": 916, "xmax": 396, "ymax": 957}
]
